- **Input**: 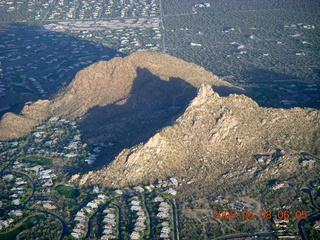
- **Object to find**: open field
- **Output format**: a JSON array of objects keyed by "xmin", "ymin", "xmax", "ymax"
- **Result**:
[{"xmin": 21, "ymin": 156, "xmax": 53, "ymax": 165}]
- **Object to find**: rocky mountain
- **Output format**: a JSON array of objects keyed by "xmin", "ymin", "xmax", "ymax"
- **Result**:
[
  {"xmin": 78, "ymin": 84, "xmax": 319, "ymax": 193},
  {"xmin": 1, "ymin": 51, "xmax": 319, "ymax": 197},
  {"xmin": 0, "ymin": 52, "xmax": 241, "ymax": 142}
]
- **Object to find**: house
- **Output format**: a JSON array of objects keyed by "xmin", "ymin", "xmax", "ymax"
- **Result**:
[
  {"xmin": 136, "ymin": 211, "xmax": 145, "ymax": 216},
  {"xmin": 42, "ymin": 179, "xmax": 53, "ymax": 187},
  {"xmin": 254, "ymin": 154, "xmax": 272, "ymax": 164},
  {"xmin": 190, "ymin": 42, "xmax": 202, "ymax": 47},
  {"xmin": 15, "ymin": 178, "xmax": 27, "ymax": 185},
  {"xmin": 87, "ymin": 202, "xmax": 98, "ymax": 209},
  {"xmin": 154, "ymin": 196, "xmax": 164, "ymax": 202},
  {"xmin": 12, "ymin": 199, "xmax": 20, "ymax": 205},
  {"xmin": 103, "ymin": 208, "xmax": 115, "ymax": 214},
  {"xmin": 104, "ymin": 224, "xmax": 113, "ymax": 230},
  {"xmin": 93, "ymin": 186, "xmax": 100, "ymax": 194},
  {"xmin": 130, "ymin": 231, "xmax": 140, "ymax": 240},
  {"xmin": 103, "ymin": 228, "xmax": 115, "ymax": 234},
  {"xmin": 98, "ymin": 194, "xmax": 106, "ymax": 199},
  {"xmin": 131, "ymin": 205, "xmax": 142, "ymax": 211},
  {"xmin": 135, "ymin": 221, "xmax": 145, "ymax": 228},
  {"xmin": 103, "ymin": 218, "xmax": 116, "ymax": 225},
  {"xmin": 301, "ymin": 160, "xmax": 316, "ymax": 167},
  {"xmin": 43, "ymin": 201, "xmax": 56, "ymax": 209},
  {"xmin": 272, "ymin": 182, "xmax": 288, "ymax": 190},
  {"xmin": 133, "ymin": 186, "xmax": 144, "ymax": 193},
  {"xmin": 159, "ymin": 206, "xmax": 170, "ymax": 212},
  {"xmin": 65, "ymin": 153, "xmax": 77, "ymax": 158},
  {"xmin": 160, "ymin": 233, "xmax": 170, "ymax": 238},
  {"xmin": 131, "ymin": 200, "xmax": 141, "ymax": 206},
  {"xmin": 313, "ymin": 221, "xmax": 320, "ymax": 230},
  {"xmin": 137, "ymin": 216, "xmax": 146, "ymax": 222},
  {"xmin": 9, "ymin": 209, "xmax": 23, "ymax": 217},
  {"xmin": 160, "ymin": 202, "xmax": 170, "ymax": 208},
  {"xmin": 75, "ymin": 216, "xmax": 85, "ymax": 222},
  {"xmin": 71, "ymin": 232, "xmax": 80, "ymax": 239},
  {"xmin": 161, "ymin": 226, "xmax": 171, "ymax": 234},
  {"xmin": 169, "ymin": 177, "xmax": 178, "ymax": 186},
  {"xmin": 76, "ymin": 211, "xmax": 85, "ymax": 218},
  {"xmin": 101, "ymin": 235, "xmax": 116, "ymax": 239},
  {"xmin": 84, "ymin": 207, "xmax": 92, "ymax": 214},
  {"xmin": 105, "ymin": 213, "xmax": 115, "ymax": 219},
  {"xmin": 162, "ymin": 221, "xmax": 169, "ymax": 227},
  {"xmin": 115, "ymin": 189, "xmax": 123, "ymax": 195},
  {"xmin": 157, "ymin": 212, "xmax": 169, "ymax": 219},
  {"xmin": 73, "ymin": 228, "xmax": 84, "ymax": 234},
  {"xmin": 3, "ymin": 174, "xmax": 14, "ymax": 181},
  {"xmin": 274, "ymin": 218, "xmax": 289, "ymax": 228},
  {"xmin": 165, "ymin": 188, "xmax": 177, "ymax": 195}
]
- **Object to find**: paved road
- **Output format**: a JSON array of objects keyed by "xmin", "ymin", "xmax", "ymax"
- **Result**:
[
  {"xmin": 216, "ymin": 231, "xmax": 277, "ymax": 239},
  {"xmin": 113, "ymin": 203, "xmax": 121, "ymax": 239},
  {"xmin": 41, "ymin": 0, "xmax": 60, "ymax": 23},
  {"xmin": 241, "ymin": 197, "xmax": 266, "ymax": 232},
  {"xmin": 169, "ymin": 199, "xmax": 180, "ymax": 240},
  {"xmin": 143, "ymin": 194, "xmax": 153, "ymax": 238},
  {"xmin": 160, "ymin": 0, "xmax": 166, "ymax": 52},
  {"xmin": 27, "ymin": 208, "xmax": 68, "ymax": 240},
  {"xmin": 0, "ymin": 159, "xmax": 15, "ymax": 175},
  {"xmin": 13, "ymin": 171, "xmax": 36, "ymax": 207},
  {"xmin": 301, "ymin": 188, "xmax": 320, "ymax": 209},
  {"xmin": 12, "ymin": 171, "xmax": 67, "ymax": 239},
  {"xmin": 84, "ymin": 199, "xmax": 112, "ymax": 239},
  {"xmin": 164, "ymin": 13, "xmax": 197, "ymax": 17},
  {"xmin": 298, "ymin": 188, "xmax": 320, "ymax": 240}
]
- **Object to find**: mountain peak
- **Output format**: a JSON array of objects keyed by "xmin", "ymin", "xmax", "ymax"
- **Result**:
[
  {"xmin": 0, "ymin": 52, "xmax": 243, "ymax": 141},
  {"xmin": 190, "ymin": 84, "xmax": 215, "ymax": 106},
  {"xmin": 78, "ymin": 82, "xmax": 319, "ymax": 188}
]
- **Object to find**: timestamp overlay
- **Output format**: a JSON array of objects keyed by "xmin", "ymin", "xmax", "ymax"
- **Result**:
[{"xmin": 212, "ymin": 209, "xmax": 308, "ymax": 221}]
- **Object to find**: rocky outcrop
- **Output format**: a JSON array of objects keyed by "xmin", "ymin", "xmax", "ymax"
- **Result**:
[
  {"xmin": 0, "ymin": 100, "xmax": 50, "ymax": 139},
  {"xmin": 0, "ymin": 52, "xmax": 242, "ymax": 140},
  {"xmin": 80, "ymin": 84, "xmax": 319, "ymax": 189}
]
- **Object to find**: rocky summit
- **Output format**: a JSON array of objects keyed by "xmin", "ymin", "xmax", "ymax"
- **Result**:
[
  {"xmin": 0, "ymin": 51, "xmax": 319, "ymax": 194},
  {"xmin": 0, "ymin": 52, "xmax": 241, "ymax": 141},
  {"xmin": 79, "ymin": 84, "xmax": 319, "ymax": 192},
  {"xmin": 0, "ymin": 52, "xmax": 319, "ymax": 239}
]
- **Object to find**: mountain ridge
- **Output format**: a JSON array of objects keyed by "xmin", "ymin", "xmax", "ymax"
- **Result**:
[
  {"xmin": 77, "ymin": 84, "xmax": 319, "ymax": 190},
  {"xmin": 0, "ymin": 52, "xmax": 242, "ymax": 140},
  {"xmin": 0, "ymin": 51, "xmax": 318, "ymax": 202}
]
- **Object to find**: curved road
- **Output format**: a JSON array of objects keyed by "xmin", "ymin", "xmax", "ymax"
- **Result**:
[
  {"xmin": 0, "ymin": 160, "xmax": 14, "ymax": 175},
  {"xmin": 8, "ymin": 171, "xmax": 68, "ymax": 239},
  {"xmin": 298, "ymin": 188, "xmax": 320, "ymax": 240},
  {"xmin": 84, "ymin": 200, "xmax": 112, "ymax": 239},
  {"xmin": 13, "ymin": 171, "xmax": 36, "ymax": 207},
  {"xmin": 26, "ymin": 208, "xmax": 68, "ymax": 240}
]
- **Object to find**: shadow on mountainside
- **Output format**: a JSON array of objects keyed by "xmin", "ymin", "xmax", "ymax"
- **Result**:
[
  {"xmin": 0, "ymin": 23, "xmax": 119, "ymax": 117},
  {"xmin": 79, "ymin": 67, "xmax": 197, "ymax": 168},
  {"xmin": 242, "ymin": 68, "xmax": 320, "ymax": 109}
]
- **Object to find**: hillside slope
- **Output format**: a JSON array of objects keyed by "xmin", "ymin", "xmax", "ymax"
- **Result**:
[
  {"xmin": 0, "ymin": 52, "xmax": 241, "ymax": 140},
  {"xmin": 79, "ymin": 84, "xmax": 320, "ymax": 190}
]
